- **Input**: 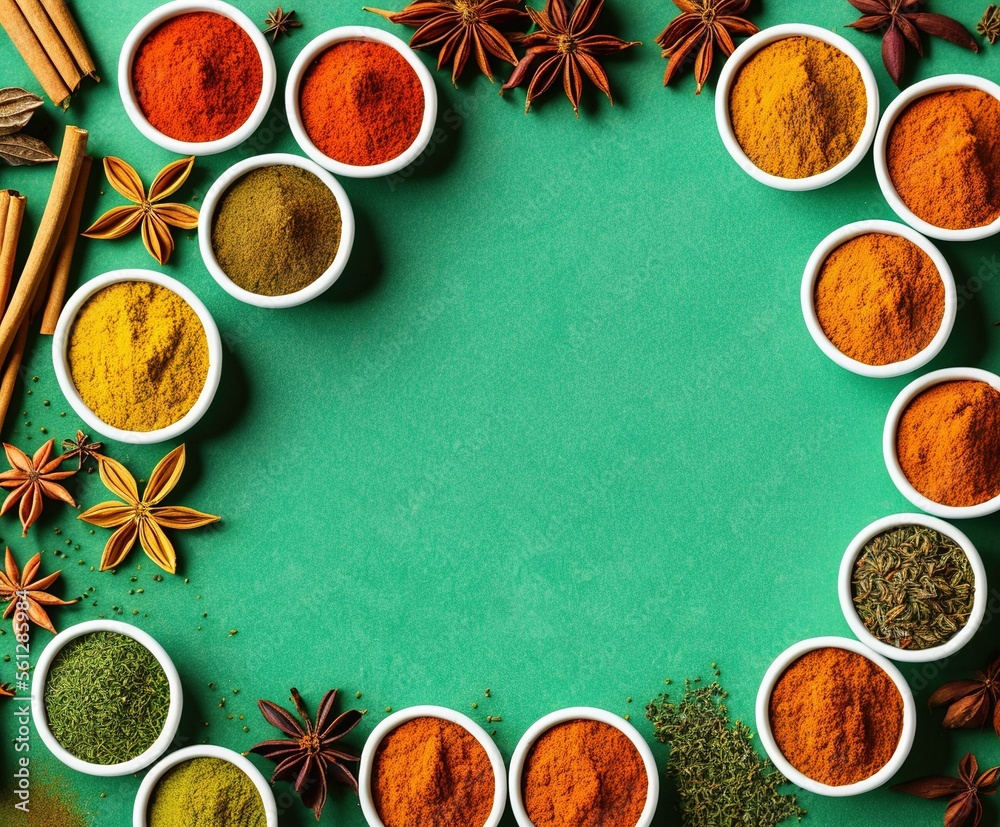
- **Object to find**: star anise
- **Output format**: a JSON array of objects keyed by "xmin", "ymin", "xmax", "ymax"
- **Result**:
[
  {"xmin": 0, "ymin": 440, "xmax": 76, "ymax": 537},
  {"xmin": 980, "ymin": 4, "xmax": 1000, "ymax": 44},
  {"xmin": 500, "ymin": 0, "xmax": 639, "ymax": 114},
  {"xmin": 366, "ymin": 0, "xmax": 527, "ymax": 84},
  {"xmin": 847, "ymin": 0, "xmax": 978, "ymax": 87},
  {"xmin": 929, "ymin": 653, "xmax": 1000, "ymax": 736},
  {"xmin": 82, "ymin": 156, "xmax": 199, "ymax": 265},
  {"xmin": 657, "ymin": 0, "xmax": 758, "ymax": 94},
  {"xmin": 0, "ymin": 548, "xmax": 77, "ymax": 636},
  {"xmin": 251, "ymin": 688, "xmax": 362, "ymax": 821},
  {"xmin": 78, "ymin": 445, "xmax": 220, "ymax": 574},
  {"xmin": 61, "ymin": 431, "xmax": 103, "ymax": 470},
  {"xmin": 894, "ymin": 753, "xmax": 1000, "ymax": 827},
  {"xmin": 263, "ymin": 6, "xmax": 302, "ymax": 40}
]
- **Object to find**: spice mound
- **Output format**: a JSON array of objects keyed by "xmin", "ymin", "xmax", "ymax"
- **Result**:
[
  {"xmin": 300, "ymin": 40, "xmax": 423, "ymax": 167},
  {"xmin": 148, "ymin": 757, "xmax": 266, "ymax": 827},
  {"xmin": 768, "ymin": 647, "xmax": 903, "ymax": 786},
  {"xmin": 43, "ymin": 631, "xmax": 171, "ymax": 765},
  {"xmin": 211, "ymin": 165, "xmax": 343, "ymax": 296},
  {"xmin": 896, "ymin": 380, "xmax": 1000, "ymax": 507},
  {"xmin": 522, "ymin": 719, "xmax": 647, "ymax": 827},
  {"xmin": 852, "ymin": 524, "xmax": 975, "ymax": 650},
  {"xmin": 729, "ymin": 36, "xmax": 867, "ymax": 179},
  {"xmin": 813, "ymin": 232, "xmax": 944, "ymax": 366},
  {"xmin": 132, "ymin": 12, "xmax": 263, "ymax": 143},
  {"xmin": 67, "ymin": 281, "xmax": 210, "ymax": 433},
  {"xmin": 888, "ymin": 89, "xmax": 1000, "ymax": 230},
  {"xmin": 372, "ymin": 716, "xmax": 494, "ymax": 827}
]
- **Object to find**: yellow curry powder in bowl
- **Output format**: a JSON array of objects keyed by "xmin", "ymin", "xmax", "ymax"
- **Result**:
[
  {"xmin": 729, "ymin": 36, "xmax": 867, "ymax": 179},
  {"xmin": 67, "ymin": 281, "xmax": 210, "ymax": 433}
]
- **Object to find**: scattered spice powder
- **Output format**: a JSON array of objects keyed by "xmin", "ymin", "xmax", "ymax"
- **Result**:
[
  {"xmin": 522, "ymin": 719, "xmax": 647, "ymax": 827},
  {"xmin": 896, "ymin": 380, "xmax": 1000, "ymax": 507},
  {"xmin": 211, "ymin": 165, "xmax": 342, "ymax": 296},
  {"xmin": 813, "ymin": 232, "xmax": 944, "ymax": 366},
  {"xmin": 132, "ymin": 12, "xmax": 263, "ymax": 143},
  {"xmin": 148, "ymin": 757, "xmax": 266, "ymax": 827},
  {"xmin": 299, "ymin": 39, "xmax": 423, "ymax": 166},
  {"xmin": 769, "ymin": 647, "xmax": 903, "ymax": 786},
  {"xmin": 888, "ymin": 89, "xmax": 1000, "ymax": 230},
  {"xmin": 373, "ymin": 716, "xmax": 494, "ymax": 827},
  {"xmin": 67, "ymin": 282, "xmax": 210, "ymax": 432},
  {"xmin": 729, "ymin": 36, "xmax": 867, "ymax": 178}
]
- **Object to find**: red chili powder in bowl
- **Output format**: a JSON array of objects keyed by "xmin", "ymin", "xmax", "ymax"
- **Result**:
[
  {"xmin": 299, "ymin": 39, "xmax": 424, "ymax": 167},
  {"xmin": 132, "ymin": 11, "xmax": 263, "ymax": 143}
]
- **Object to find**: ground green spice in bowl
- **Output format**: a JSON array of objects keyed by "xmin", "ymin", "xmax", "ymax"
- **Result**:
[
  {"xmin": 210, "ymin": 164, "xmax": 342, "ymax": 297},
  {"xmin": 148, "ymin": 757, "xmax": 266, "ymax": 827},
  {"xmin": 43, "ymin": 631, "xmax": 171, "ymax": 765}
]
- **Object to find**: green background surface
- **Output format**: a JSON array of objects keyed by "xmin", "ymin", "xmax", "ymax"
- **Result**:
[{"xmin": 2, "ymin": 0, "xmax": 1000, "ymax": 824}]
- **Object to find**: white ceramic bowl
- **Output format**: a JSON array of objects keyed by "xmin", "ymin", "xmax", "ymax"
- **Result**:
[
  {"xmin": 839, "ymin": 513, "xmax": 987, "ymax": 662},
  {"xmin": 359, "ymin": 705, "xmax": 507, "ymax": 827},
  {"xmin": 756, "ymin": 636, "xmax": 916, "ymax": 796},
  {"xmin": 800, "ymin": 219, "xmax": 956, "ymax": 377},
  {"xmin": 134, "ymin": 745, "xmax": 278, "ymax": 827},
  {"xmin": 508, "ymin": 707, "xmax": 658, "ymax": 827},
  {"xmin": 286, "ymin": 26, "xmax": 438, "ymax": 179},
  {"xmin": 716, "ymin": 24, "xmax": 880, "ymax": 191},
  {"xmin": 198, "ymin": 153, "xmax": 356, "ymax": 308},
  {"xmin": 884, "ymin": 367, "xmax": 1000, "ymax": 519},
  {"xmin": 119, "ymin": 0, "xmax": 277, "ymax": 155},
  {"xmin": 52, "ymin": 269, "xmax": 223, "ymax": 445},
  {"xmin": 874, "ymin": 74, "xmax": 1000, "ymax": 242},
  {"xmin": 32, "ymin": 620, "xmax": 183, "ymax": 777}
]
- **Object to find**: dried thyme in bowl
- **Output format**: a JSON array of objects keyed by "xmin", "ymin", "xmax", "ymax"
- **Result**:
[
  {"xmin": 646, "ymin": 668, "xmax": 803, "ymax": 827},
  {"xmin": 851, "ymin": 524, "xmax": 975, "ymax": 650},
  {"xmin": 43, "ymin": 631, "xmax": 171, "ymax": 765}
]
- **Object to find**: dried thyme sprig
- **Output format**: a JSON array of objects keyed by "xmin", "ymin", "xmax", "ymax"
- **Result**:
[
  {"xmin": 646, "ymin": 668, "xmax": 804, "ymax": 827},
  {"xmin": 980, "ymin": 4, "xmax": 1000, "ymax": 43}
]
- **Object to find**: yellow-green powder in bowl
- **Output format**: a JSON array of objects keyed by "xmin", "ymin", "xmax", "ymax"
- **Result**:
[
  {"xmin": 148, "ymin": 757, "xmax": 266, "ymax": 827},
  {"xmin": 210, "ymin": 164, "xmax": 343, "ymax": 296}
]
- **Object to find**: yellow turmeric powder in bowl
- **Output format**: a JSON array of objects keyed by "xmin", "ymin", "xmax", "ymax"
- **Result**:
[{"xmin": 67, "ymin": 281, "xmax": 210, "ymax": 433}]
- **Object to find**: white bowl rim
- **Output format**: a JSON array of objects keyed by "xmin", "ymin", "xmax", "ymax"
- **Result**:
[
  {"xmin": 198, "ymin": 152, "xmax": 356, "ymax": 308},
  {"xmin": 507, "ymin": 706, "xmax": 659, "ymax": 827},
  {"xmin": 838, "ymin": 513, "xmax": 987, "ymax": 662},
  {"xmin": 715, "ymin": 23, "xmax": 880, "ymax": 192},
  {"xmin": 873, "ymin": 74, "xmax": 1000, "ymax": 242},
  {"xmin": 883, "ymin": 367, "xmax": 1000, "ymax": 518},
  {"xmin": 285, "ymin": 26, "xmax": 439, "ymax": 179},
  {"xmin": 31, "ymin": 619, "xmax": 183, "ymax": 777},
  {"xmin": 358, "ymin": 705, "xmax": 508, "ymax": 827},
  {"xmin": 800, "ymin": 219, "xmax": 957, "ymax": 378},
  {"xmin": 756, "ymin": 636, "xmax": 916, "ymax": 797},
  {"xmin": 118, "ymin": 0, "xmax": 277, "ymax": 156},
  {"xmin": 51, "ymin": 269, "xmax": 224, "ymax": 445},
  {"xmin": 134, "ymin": 744, "xmax": 279, "ymax": 827}
]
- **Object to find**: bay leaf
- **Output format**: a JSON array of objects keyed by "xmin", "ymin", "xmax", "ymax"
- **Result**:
[
  {"xmin": 0, "ymin": 133, "xmax": 57, "ymax": 166},
  {"xmin": 0, "ymin": 88, "xmax": 43, "ymax": 137}
]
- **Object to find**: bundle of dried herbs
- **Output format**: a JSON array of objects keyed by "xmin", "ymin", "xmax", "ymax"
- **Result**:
[
  {"xmin": 929, "ymin": 653, "xmax": 1000, "ymax": 735},
  {"xmin": 645, "ymin": 668, "xmax": 804, "ymax": 827},
  {"xmin": 894, "ymin": 753, "xmax": 999, "ymax": 827},
  {"xmin": 980, "ymin": 5, "xmax": 1000, "ymax": 43},
  {"xmin": 0, "ymin": 88, "xmax": 57, "ymax": 166},
  {"xmin": 851, "ymin": 524, "xmax": 975, "ymax": 650}
]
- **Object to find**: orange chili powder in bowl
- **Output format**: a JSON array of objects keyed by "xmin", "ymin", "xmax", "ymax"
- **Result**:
[
  {"xmin": 122, "ymin": 1, "xmax": 275, "ymax": 153},
  {"xmin": 510, "ymin": 709, "xmax": 657, "ymax": 827},
  {"xmin": 287, "ymin": 27, "xmax": 437, "ymax": 178}
]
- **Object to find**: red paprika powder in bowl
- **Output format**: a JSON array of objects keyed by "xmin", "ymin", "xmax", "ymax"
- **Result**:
[
  {"xmin": 286, "ymin": 26, "xmax": 438, "ymax": 179},
  {"xmin": 509, "ymin": 707, "xmax": 658, "ymax": 827},
  {"xmin": 119, "ymin": 0, "xmax": 276, "ymax": 155}
]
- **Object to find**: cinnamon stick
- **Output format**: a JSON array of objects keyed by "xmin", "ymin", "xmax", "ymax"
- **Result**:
[
  {"xmin": 13, "ymin": 0, "xmax": 82, "ymax": 92},
  {"xmin": 0, "ymin": 125, "xmax": 86, "ymax": 368},
  {"xmin": 0, "ymin": 0, "xmax": 70, "ymax": 106},
  {"xmin": 0, "ymin": 190, "xmax": 26, "ymax": 311},
  {"xmin": 40, "ymin": 153, "xmax": 89, "ymax": 334},
  {"xmin": 38, "ymin": 0, "xmax": 96, "ymax": 80},
  {"xmin": 0, "ymin": 320, "xmax": 28, "ymax": 432}
]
